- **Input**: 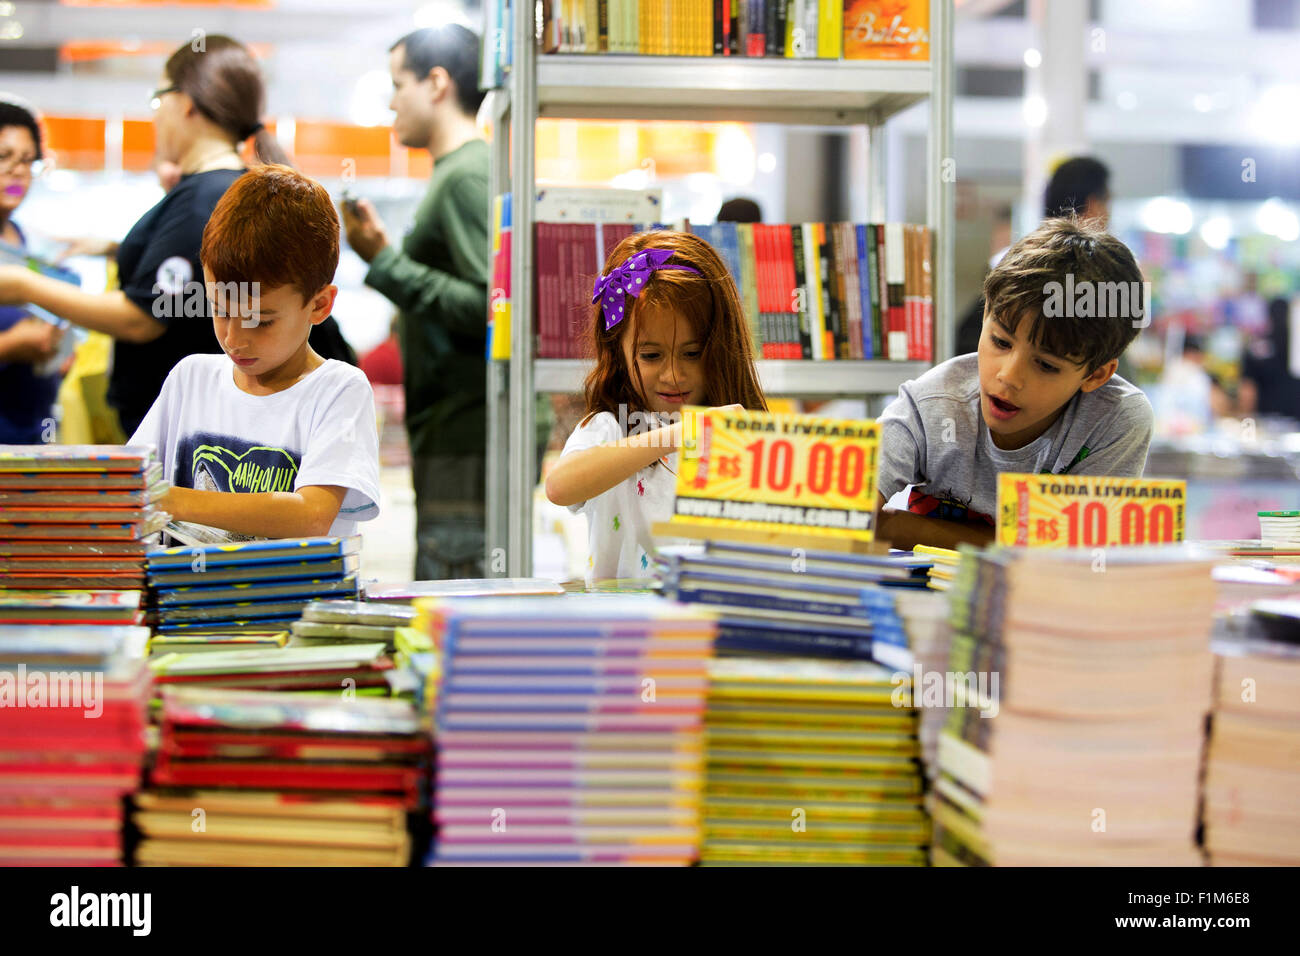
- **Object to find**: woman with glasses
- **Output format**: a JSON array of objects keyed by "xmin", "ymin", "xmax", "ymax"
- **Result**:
[
  {"xmin": 0, "ymin": 35, "xmax": 289, "ymax": 435},
  {"xmin": 0, "ymin": 96, "xmax": 63, "ymax": 443}
]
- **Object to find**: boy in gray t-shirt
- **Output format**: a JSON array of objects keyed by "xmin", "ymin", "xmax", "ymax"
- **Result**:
[{"xmin": 877, "ymin": 217, "xmax": 1154, "ymax": 551}]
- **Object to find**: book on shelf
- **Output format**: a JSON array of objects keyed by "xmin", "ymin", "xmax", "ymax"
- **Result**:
[
  {"xmin": 532, "ymin": 218, "xmax": 932, "ymax": 361},
  {"xmin": 534, "ymin": 0, "xmax": 927, "ymax": 59}
]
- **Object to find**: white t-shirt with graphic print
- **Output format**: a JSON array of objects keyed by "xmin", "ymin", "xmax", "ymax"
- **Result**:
[
  {"xmin": 130, "ymin": 353, "xmax": 381, "ymax": 538},
  {"xmin": 561, "ymin": 411, "xmax": 682, "ymax": 587}
]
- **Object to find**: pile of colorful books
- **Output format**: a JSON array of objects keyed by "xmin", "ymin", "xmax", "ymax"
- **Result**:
[
  {"xmin": 149, "ymin": 643, "xmax": 396, "ymax": 694},
  {"xmin": 136, "ymin": 686, "xmax": 429, "ymax": 866},
  {"xmin": 290, "ymin": 600, "xmax": 419, "ymax": 651},
  {"xmin": 424, "ymin": 595, "xmax": 714, "ymax": 865},
  {"xmin": 658, "ymin": 540, "xmax": 928, "ymax": 661},
  {"xmin": 1204, "ymin": 599, "xmax": 1300, "ymax": 865},
  {"xmin": 931, "ymin": 546, "xmax": 1217, "ymax": 866},
  {"xmin": 145, "ymin": 536, "xmax": 361, "ymax": 635},
  {"xmin": 0, "ymin": 444, "xmax": 165, "ymax": 611},
  {"xmin": 0, "ymin": 625, "xmax": 151, "ymax": 865},
  {"xmin": 700, "ymin": 656, "xmax": 927, "ymax": 865}
]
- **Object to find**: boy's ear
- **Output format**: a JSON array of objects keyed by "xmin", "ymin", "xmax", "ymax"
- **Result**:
[
  {"xmin": 307, "ymin": 284, "xmax": 338, "ymax": 327},
  {"xmin": 1079, "ymin": 358, "xmax": 1118, "ymax": 394},
  {"xmin": 427, "ymin": 66, "xmax": 451, "ymax": 105}
]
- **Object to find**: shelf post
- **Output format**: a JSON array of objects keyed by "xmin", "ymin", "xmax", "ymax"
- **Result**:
[
  {"xmin": 929, "ymin": 0, "xmax": 955, "ymax": 361},
  {"xmin": 507, "ymin": 0, "xmax": 539, "ymax": 577}
]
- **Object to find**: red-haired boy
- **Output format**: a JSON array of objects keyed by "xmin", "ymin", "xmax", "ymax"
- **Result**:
[{"xmin": 131, "ymin": 164, "xmax": 380, "ymax": 539}]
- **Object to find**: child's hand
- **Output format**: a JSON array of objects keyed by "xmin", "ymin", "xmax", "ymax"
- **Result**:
[
  {"xmin": 709, "ymin": 403, "xmax": 744, "ymax": 413},
  {"xmin": 2, "ymin": 317, "xmax": 60, "ymax": 364},
  {"xmin": 341, "ymin": 198, "xmax": 390, "ymax": 264}
]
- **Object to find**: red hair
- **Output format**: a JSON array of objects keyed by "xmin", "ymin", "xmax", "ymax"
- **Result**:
[
  {"xmin": 582, "ymin": 230, "xmax": 767, "ymax": 428},
  {"xmin": 201, "ymin": 163, "xmax": 338, "ymax": 300}
]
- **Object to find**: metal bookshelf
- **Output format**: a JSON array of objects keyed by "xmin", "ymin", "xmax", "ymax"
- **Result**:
[{"xmin": 486, "ymin": 0, "xmax": 955, "ymax": 577}]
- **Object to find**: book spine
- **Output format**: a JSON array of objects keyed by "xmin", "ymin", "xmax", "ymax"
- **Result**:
[
  {"xmin": 828, "ymin": 222, "xmax": 846, "ymax": 359},
  {"xmin": 774, "ymin": 0, "xmax": 789, "ymax": 56},
  {"xmin": 838, "ymin": 223, "xmax": 860, "ymax": 360},
  {"xmin": 868, "ymin": 222, "xmax": 882, "ymax": 358},
  {"xmin": 764, "ymin": 0, "xmax": 781, "ymax": 55},
  {"xmin": 818, "ymin": 223, "xmax": 838, "ymax": 360},
  {"xmin": 790, "ymin": 220, "xmax": 811, "ymax": 359},
  {"xmin": 907, "ymin": 224, "xmax": 921, "ymax": 360},
  {"xmin": 746, "ymin": 0, "xmax": 766, "ymax": 55},
  {"xmin": 755, "ymin": 224, "xmax": 773, "ymax": 359},
  {"xmin": 921, "ymin": 225, "xmax": 933, "ymax": 362},
  {"xmin": 802, "ymin": 223, "xmax": 823, "ymax": 360},
  {"xmin": 714, "ymin": 0, "xmax": 725, "ymax": 53},
  {"xmin": 856, "ymin": 223, "xmax": 872, "ymax": 359},
  {"xmin": 735, "ymin": 223, "xmax": 760, "ymax": 356},
  {"xmin": 775, "ymin": 223, "xmax": 793, "ymax": 359},
  {"xmin": 885, "ymin": 222, "xmax": 907, "ymax": 361},
  {"xmin": 598, "ymin": 0, "xmax": 609, "ymax": 51},
  {"xmin": 800, "ymin": 0, "xmax": 818, "ymax": 58},
  {"xmin": 818, "ymin": 0, "xmax": 842, "ymax": 58}
]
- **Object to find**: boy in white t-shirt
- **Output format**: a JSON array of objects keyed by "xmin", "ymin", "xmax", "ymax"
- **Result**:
[{"xmin": 131, "ymin": 164, "xmax": 379, "ymax": 538}]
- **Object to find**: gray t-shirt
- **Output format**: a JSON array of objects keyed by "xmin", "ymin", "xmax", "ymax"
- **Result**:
[{"xmin": 877, "ymin": 353, "xmax": 1154, "ymax": 525}]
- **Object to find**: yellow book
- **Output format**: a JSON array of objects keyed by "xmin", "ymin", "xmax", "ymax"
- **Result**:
[
  {"xmin": 640, "ymin": 0, "xmax": 652, "ymax": 53},
  {"xmin": 801, "ymin": 223, "xmax": 827, "ymax": 360},
  {"xmin": 818, "ymin": 0, "xmax": 843, "ymax": 58}
]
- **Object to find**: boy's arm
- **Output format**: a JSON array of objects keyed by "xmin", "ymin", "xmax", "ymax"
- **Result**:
[
  {"xmin": 876, "ymin": 492, "xmax": 996, "ymax": 551},
  {"xmin": 162, "ymin": 485, "xmax": 347, "ymax": 539}
]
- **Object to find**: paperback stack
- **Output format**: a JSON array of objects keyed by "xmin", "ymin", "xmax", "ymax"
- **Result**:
[
  {"xmin": 145, "ymin": 536, "xmax": 361, "ymax": 635},
  {"xmin": 149, "ymin": 643, "xmax": 396, "ymax": 695},
  {"xmin": 1204, "ymin": 600, "xmax": 1300, "ymax": 865},
  {"xmin": 424, "ymin": 595, "xmax": 714, "ymax": 865},
  {"xmin": 701, "ymin": 657, "xmax": 927, "ymax": 865},
  {"xmin": 931, "ymin": 546, "xmax": 1217, "ymax": 866},
  {"xmin": 0, "ymin": 625, "xmax": 150, "ymax": 865},
  {"xmin": 0, "ymin": 445, "xmax": 166, "ymax": 619},
  {"xmin": 290, "ymin": 600, "xmax": 419, "ymax": 651},
  {"xmin": 891, "ymin": 585, "xmax": 953, "ymax": 782},
  {"xmin": 137, "ymin": 686, "xmax": 429, "ymax": 866},
  {"xmin": 658, "ymin": 540, "xmax": 929, "ymax": 662}
]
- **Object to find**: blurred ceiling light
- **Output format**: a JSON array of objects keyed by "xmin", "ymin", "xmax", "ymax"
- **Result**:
[
  {"xmin": 714, "ymin": 124, "xmax": 756, "ymax": 186},
  {"xmin": 414, "ymin": 1, "xmax": 473, "ymax": 29},
  {"xmin": 1022, "ymin": 48, "xmax": 1041, "ymax": 69},
  {"xmin": 1198, "ymin": 216, "xmax": 1232, "ymax": 250},
  {"xmin": 1251, "ymin": 84, "xmax": 1300, "ymax": 145},
  {"xmin": 611, "ymin": 168, "xmax": 650, "ymax": 191},
  {"xmin": 349, "ymin": 70, "xmax": 393, "ymax": 128},
  {"xmin": 1192, "ymin": 93, "xmax": 1213, "ymax": 113},
  {"xmin": 0, "ymin": 3, "xmax": 14, "ymax": 15},
  {"xmin": 0, "ymin": 19, "xmax": 21, "ymax": 40},
  {"xmin": 1022, "ymin": 95, "xmax": 1047, "ymax": 128},
  {"xmin": 1257, "ymin": 198, "xmax": 1300, "ymax": 242},
  {"xmin": 1116, "ymin": 91, "xmax": 1137, "ymax": 110},
  {"xmin": 1140, "ymin": 197, "xmax": 1193, "ymax": 235},
  {"xmin": 756, "ymin": 152, "xmax": 777, "ymax": 174}
]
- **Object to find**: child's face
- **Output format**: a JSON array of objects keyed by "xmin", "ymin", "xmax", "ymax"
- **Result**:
[
  {"xmin": 977, "ymin": 309, "xmax": 1116, "ymax": 450},
  {"xmin": 205, "ymin": 269, "xmax": 334, "ymax": 381},
  {"xmin": 622, "ymin": 304, "xmax": 706, "ymax": 415}
]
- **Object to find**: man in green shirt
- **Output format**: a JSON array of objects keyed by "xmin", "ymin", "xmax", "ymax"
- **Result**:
[{"xmin": 343, "ymin": 25, "xmax": 491, "ymax": 579}]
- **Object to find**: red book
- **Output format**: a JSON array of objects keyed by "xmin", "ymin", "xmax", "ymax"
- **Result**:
[{"xmin": 778, "ymin": 223, "xmax": 797, "ymax": 358}]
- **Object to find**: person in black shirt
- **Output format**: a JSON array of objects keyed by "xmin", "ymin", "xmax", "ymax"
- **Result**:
[
  {"xmin": 0, "ymin": 36, "xmax": 292, "ymax": 434},
  {"xmin": 1240, "ymin": 297, "xmax": 1300, "ymax": 421}
]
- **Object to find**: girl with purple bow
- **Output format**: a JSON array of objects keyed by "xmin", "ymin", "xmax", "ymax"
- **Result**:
[{"xmin": 546, "ymin": 230, "xmax": 766, "ymax": 586}]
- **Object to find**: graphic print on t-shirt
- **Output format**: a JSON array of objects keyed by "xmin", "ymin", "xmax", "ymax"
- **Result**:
[
  {"xmin": 907, "ymin": 487, "xmax": 995, "ymax": 527},
  {"xmin": 176, "ymin": 432, "xmax": 302, "ymax": 494}
]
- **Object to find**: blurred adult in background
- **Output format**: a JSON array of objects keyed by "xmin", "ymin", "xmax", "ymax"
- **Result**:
[
  {"xmin": 956, "ymin": 158, "xmax": 1114, "ymax": 356},
  {"xmin": 1239, "ymin": 297, "xmax": 1300, "ymax": 420},
  {"xmin": 717, "ymin": 197, "xmax": 762, "ymax": 223},
  {"xmin": 0, "ymin": 36, "xmax": 289, "ymax": 435},
  {"xmin": 0, "ymin": 96, "xmax": 62, "ymax": 442},
  {"xmin": 341, "ymin": 24, "xmax": 493, "ymax": 580}
]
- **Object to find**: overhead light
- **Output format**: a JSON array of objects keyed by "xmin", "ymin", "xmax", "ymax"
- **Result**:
[
  {"xmin": 1250, "ymin": 84, "xmax": 1300, "ymax": 145},
  {"xmin": 1023, "ymin": 48, "xmax": 1041, "ymax": 69},
  {"xmin": 757, "ymin": 152, "xmax": 776, "ymax": 174},
  {"xmin": 1199, "ymin": 216, "xmax": 1231, "ymax": 250},
  {"xmin": 714, "ymin": 124, "xmax": 756, "ymax": 187},
  {"xmin": 1257, "ymin": 198, "xmax": 1300, "ymax": 242},
  {"xmin": 0, "ymin": 20, "xmax": 21, "ymax": 40},
  {"xmin": 0, "ymin": 3, "xmax": 14, "ymax": 16},
  {"xmin": 1193, "ymin": 93, "xmax": 1213, "ymax": 113},
  {"xmin": 1023, "ymin": 95, "xmax": 1047, "ymax": 128},
  {"xmin": 1140, "ymin": 197, "xmax": 1193, "ymax": 235},
  {"xmin": 1117, "ymin": 91, "xmax": 1137, "ymax": 110}
]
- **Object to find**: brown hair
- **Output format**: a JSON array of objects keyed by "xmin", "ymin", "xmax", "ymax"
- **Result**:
[
  {"xmin": 983, "ymin": 216, "xmax": 1145, "ymax": 372},
  {"xmin": 582, "ymin": 230, "xmax": 767, "ymax": 428},
  {"xmin": 201, "ymin": 164, "xmax": 339, "ymax": 300},
  {"xmin": 164, "ymin": 35, "xmax": 289, "ymax": 165}
]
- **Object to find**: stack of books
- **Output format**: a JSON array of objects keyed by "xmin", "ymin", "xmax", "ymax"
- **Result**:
[
  {"xmin": 147, "ymin": 630, "xmax": 289, "ymax": 658},
  {"xmin": 535, "ymin": 220, "xmax": 934, "ymax": 362},
  {"xmin": 290, "ymin": 600, "xmax": 419, "ymax": 651},
  {"xmin": 891, "ymin": 585, "xmax": 952, "ymax": 783},
  {"xmin": 0, "ymin": 624, "xmax": 151, "ymax": 865},
  {"xmin": 136, "ymin": 686, "xmax": 429, "ymax": 865},
  {"xmin": 0, "ymin": 444, "xmax": 165, "ymax": 600},
  {"xmin": 701, "ymin": 657, "xmax": 927, "ymax": 865},
  {"xmin": 658, "ymin": 541, "xmax": 929, "ymax": 662},
  {"xmin": 1204, "ymin": 600, "xmax": 1300, "ymax": 865},
  {"xmin": 931, "ymin": 546, "xmax": 1217, "ymax": 866},
  {"xmin": 424, "ymin": 595, "xmax": 714, "ymax": 865},
  {"xmin": 145, "ymin": 536, "xmax": 361, "ymax": 635},
  {"xmin": 149, "ymin": 643, "xmax": 396, "ymax": 695}
]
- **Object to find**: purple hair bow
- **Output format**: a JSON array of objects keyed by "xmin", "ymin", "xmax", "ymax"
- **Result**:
[{"xmin": 591, "ymin": 248, "xmax": 700, "ymax": 331}]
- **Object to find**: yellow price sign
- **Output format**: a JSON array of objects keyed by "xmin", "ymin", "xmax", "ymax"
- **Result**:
[
  {"xmin": 672, "ymin": 407, "xmax": 881, "ymax": 542},
  {"xmin": 997, "ymin": 473, "xmax": 1186, "ymax": 548}
]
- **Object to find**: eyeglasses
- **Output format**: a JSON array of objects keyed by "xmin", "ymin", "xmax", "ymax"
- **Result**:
[
  {"xmin": 0, "ymin": 151, "xmax": 43, "ymax": 176},
  {"xmin": 150, "ymin": 85, "xmax": 179, "ymax": 111}
]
